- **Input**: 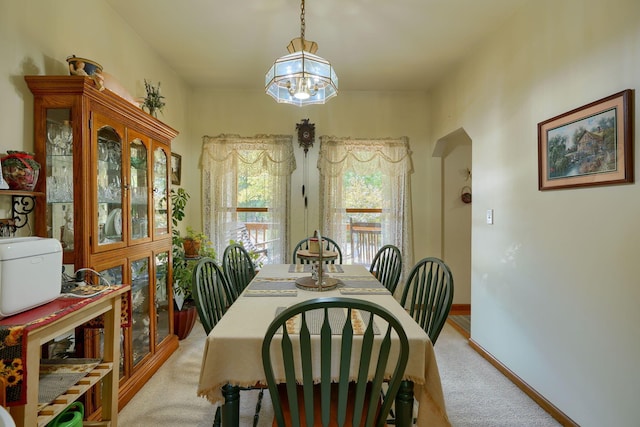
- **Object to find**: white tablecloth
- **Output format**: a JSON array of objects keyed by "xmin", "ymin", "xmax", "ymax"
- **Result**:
[{"xmin": 197, "ymin": 264, "xmax": 451, "ymax": 426}]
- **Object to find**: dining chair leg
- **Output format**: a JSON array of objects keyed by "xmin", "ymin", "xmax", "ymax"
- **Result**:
[
  {"xmin": 394, "ymin": 380, "xmax": 415, "ymax": 427},
  {"xmin": 213, "ymin": 406, "xmax": 221, "ymax": 427},
  {"xmin": 252, "ymin": 388, "xmax": 264, "ymax": 427},
  {"xmin": 221, "ymin": 384, "xmax": 240, "ymax": 427}
]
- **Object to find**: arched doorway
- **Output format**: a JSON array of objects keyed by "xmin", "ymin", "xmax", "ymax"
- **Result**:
[{"xmin": 433, "ymin": 127, "xmax": 472, "ymax": 316}]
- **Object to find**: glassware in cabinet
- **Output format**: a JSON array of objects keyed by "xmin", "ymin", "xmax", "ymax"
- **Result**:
[
  {"xmin": 95, "ymin": 124, "xmax": 124, "ymax": 247},
  {"xmin": 130, "ymin": 257, "xmax": 151, "ymax": 367},
  {"xmin": 155, "ymin": 250, "xmax": 171, "ymax": 344},
  {"xmin": 45, "ymin": 109, "xmax": 75, "ymax": 252},
  {"xmin": 152, "ymin": 146, "xmax": 169, "ymax": 237},
  {"xmin": 129, "ymin": 134, "xmax": 150, "ymax": 241}
]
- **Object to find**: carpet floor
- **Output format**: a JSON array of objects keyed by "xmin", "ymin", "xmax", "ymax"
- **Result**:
[{"xmin": 118, "ymin": 320, "xmax": 560, "ymax": 426}]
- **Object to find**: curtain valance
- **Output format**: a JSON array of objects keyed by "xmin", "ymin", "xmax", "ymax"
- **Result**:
[
  {"xmin": 318, "ymin": 136, "xmax": 413, "ymax": 178},
  {"xmin": 202, "ymin": 134, "xmax": 296, "ymax": 177}
]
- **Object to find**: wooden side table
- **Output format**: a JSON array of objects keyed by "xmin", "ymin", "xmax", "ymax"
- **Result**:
[{"xmin": 3, "ymin": 286, "xmax": 129, "ymax": 427}]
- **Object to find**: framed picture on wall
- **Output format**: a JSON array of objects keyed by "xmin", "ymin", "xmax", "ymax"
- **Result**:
[
  {"xmin": 171, "ymin": 152, "xmax": 182, "ymax": 185},
  {"xmin": 538, "ymin": 89, "xmax": 633, "ymax": 190}
]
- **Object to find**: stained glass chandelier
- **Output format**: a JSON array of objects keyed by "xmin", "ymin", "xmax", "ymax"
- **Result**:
[{"xmin": 265, "ymin": 0, "xmax": 338, "ymax": 106}]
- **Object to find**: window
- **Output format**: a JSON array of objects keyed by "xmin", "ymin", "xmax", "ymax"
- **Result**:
[
  {"xmin": 318, "ymin": 136, "xmax": 413, "ymax": 268},
  {"xmin": 344, "ymin": 170, "xmax": 383, "ymax": 266},
  {"xmin": 202, "ymin": 135, "xmax": 296, "ymax": 263}
]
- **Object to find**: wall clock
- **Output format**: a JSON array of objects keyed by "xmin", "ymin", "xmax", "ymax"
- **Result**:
[{"xmin": 296, "ymin": 119, "xmax": 315, "ymax": 155}]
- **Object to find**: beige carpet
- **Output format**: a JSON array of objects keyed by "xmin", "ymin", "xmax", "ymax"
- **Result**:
[
  {"xmin": 435, "ymin": 323, "xmax": 560, "ymax": 426},
  {"xmin": 118, "ymin": 321, "xmax": 560, "ymax": 426},
  {"xmin": 117, "ymin": 322, "xmax": 273, "ymax": 427}
]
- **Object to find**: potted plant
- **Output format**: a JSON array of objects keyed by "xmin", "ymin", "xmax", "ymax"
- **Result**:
[
  {"xmin": 172, "ymin": 229, "xmax": 215, "ymax": 309},
  {"xmin": 141, "ymin": 79, "xmax": 165, "ymax": 117},
  {"xmin": 179, "ymin": 227, "xmax": 210, "ymax": 258},
  {"xmin": 170, "ymin": 188, "xmax": 216, "ymax": 339},
  {"xmin": 171, "ymin": 187, "xmax": 211, "ymax": 256}
]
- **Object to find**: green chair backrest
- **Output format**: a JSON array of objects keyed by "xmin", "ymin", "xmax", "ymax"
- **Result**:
[
  {"xmin": 262, "ymin": 297, "xmax": 409, "ymax": 427},
  {"xmin": 400, "ymin": 257, "xmax": 454, "ymax": 344},
  {"xmin": 191, "ymin": 257, "xmax": 234, "ymax": 334},
  {"xmin": 222, "ymin": 243, "xmax": 256, "ymax": 296},
  {"xmin": 292, "ymin": 236, "xmax": 343, "ymax": 264},
  {"xmin": 369, "ymin": 244, "xmax": 402, "ymax": 295}
]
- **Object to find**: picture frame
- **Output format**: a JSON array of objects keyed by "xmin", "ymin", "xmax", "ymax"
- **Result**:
[
  {"xmin": 538, "ymin": 89, "xmax": 633, "ymax": 191},
  {"xmin": 171, "ymin": 152, "xmax": 182, "ymax": 185}
]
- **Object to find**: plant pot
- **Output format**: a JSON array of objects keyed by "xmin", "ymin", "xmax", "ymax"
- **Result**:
[
  {"xmin": 183, "ymin": 238, "xmax": 201, "ymax": 258},
  {"xmin": 173, "ymin": 305, "xmax": 197, "ymax": 340}
]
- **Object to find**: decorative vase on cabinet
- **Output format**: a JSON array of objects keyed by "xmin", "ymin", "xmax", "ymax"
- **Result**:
[{"xmin": 25, "ymin": 75, "xmax": 179, "ymax": 414}]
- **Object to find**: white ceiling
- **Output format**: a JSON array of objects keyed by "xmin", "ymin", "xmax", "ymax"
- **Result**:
[{"xmin": 105, "ymin": 0, "xmax": 527, "ymax": 92}]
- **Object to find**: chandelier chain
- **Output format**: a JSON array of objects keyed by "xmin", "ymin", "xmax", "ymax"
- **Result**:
[{"xmin": 300, "ymin": 0, "xmax": 306, "ymax": 41}]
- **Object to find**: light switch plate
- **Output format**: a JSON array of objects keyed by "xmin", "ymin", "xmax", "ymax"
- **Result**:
[{"xmin": 486, "ymin": 209, "xmax": 494, "ymax": 225}]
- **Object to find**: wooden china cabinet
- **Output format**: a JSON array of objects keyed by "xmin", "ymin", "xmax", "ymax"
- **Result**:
[{"xmin": 25, "ymin": 76, "xmax": 179, "ymax": 414}]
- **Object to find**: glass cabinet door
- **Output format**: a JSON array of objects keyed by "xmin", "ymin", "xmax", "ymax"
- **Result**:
[
  {"xmin": 129, "ymin": 135, "xmax": 150, "ymax": 241},
  {"xmin": 45, "ymin": 109, "xmax": 74, "ymax": 254},
  {"xmin": 131, "ymin": 257, "xmax": 151, "ymax": 367},
  {"xmin": 152, "ymin": 146, "xmax": 169, "ymax": 237},
  {"xmin": 155, "ymin": 251, "xmax": 170, "ymax": 345},
  {"xmin": 96, "ymin": 124, "xmax": 124, "ymax": 246},
  {"xmin": 96, "ymin": 265, "xmax": 125, "ymax": 379}
]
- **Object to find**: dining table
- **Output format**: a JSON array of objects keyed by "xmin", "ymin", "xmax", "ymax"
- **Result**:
[{"xmin": 197, "ymin": 263, "xmax": 451, "ymax": 427}]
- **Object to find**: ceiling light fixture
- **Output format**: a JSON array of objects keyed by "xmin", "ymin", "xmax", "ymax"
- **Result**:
[{"xmin": 265, "ymin": 0, "xmax": 338, "ymax": 106}]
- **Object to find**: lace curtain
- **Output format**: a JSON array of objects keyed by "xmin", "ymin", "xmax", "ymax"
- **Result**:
[
  {"xmin": 318, "ymin": 136, "xmax": 414, "ymax": 269},
  {"xmin": 201, "ymin": 134, "xmax": 296, "ymax": 263}
]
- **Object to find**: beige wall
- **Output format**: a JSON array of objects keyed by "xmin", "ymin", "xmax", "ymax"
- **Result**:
[{"xmin": 429, "ymin": 0, "xmax": 640, "ymax": 425}]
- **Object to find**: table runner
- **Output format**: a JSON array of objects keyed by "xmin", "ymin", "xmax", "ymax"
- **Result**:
[
  {"xmin": 245, "ymin": 279, "xmax": 298, "ymax": 297},
  {"xmin": 274, "ymin": 306, "xmax": 379, "ymax": 335},
  {"xmin": 337, "ymin": 274, "xmax": 390, "ymax": 295}
]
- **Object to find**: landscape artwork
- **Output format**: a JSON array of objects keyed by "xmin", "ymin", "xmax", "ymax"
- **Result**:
[
  {"xmin": 546, "ymin": 109, "xmax": 617, "ymax": 179},
  {"xmin": 538, "ymin": 90, "xmax": 633, "ymax": 190}
]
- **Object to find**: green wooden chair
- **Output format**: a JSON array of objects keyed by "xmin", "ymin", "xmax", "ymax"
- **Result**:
[
  {"xmin": 292, "ymin": 236, "xmax": 343, "ymax": 264},
  {"xmin": 222, "ymin": 243, "xmax": 257, "ymax": 297},
  {"xmin": 191, "ymin": 257, "xmax": 263, "ymax": 427},
  {"xmin": 262, "ymin": 297, "xmax": 410, "ymax": 427},
  {"xmin": 191, "ymin": 257, "xmax": 235, "ymax": 335},
  {"xmin": 400, "ymin": 257, "xmax": 454, "ymax": 344},
  {"xmin": 369, "ymin": 244, "xmax": 402, "ymax": 295}
]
